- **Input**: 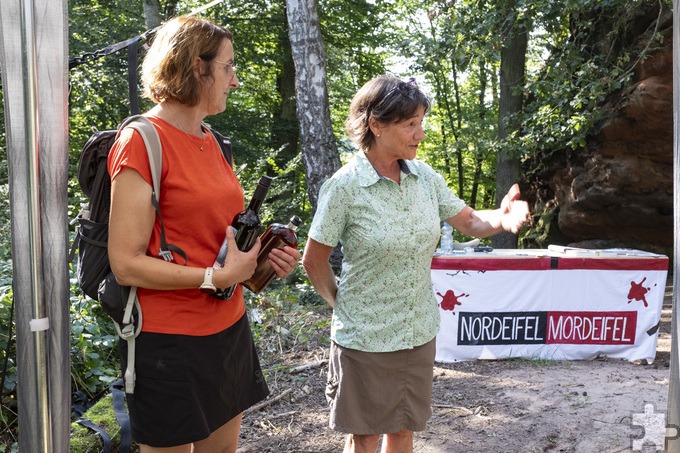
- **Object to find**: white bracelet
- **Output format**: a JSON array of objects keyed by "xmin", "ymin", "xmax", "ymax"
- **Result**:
[{"xmin": 199, "ymin": 267, "xmax": 216, "ymax": 294}]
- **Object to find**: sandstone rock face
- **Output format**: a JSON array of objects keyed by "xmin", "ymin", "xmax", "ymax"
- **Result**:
[{"xmin": 533, "ymin": 41, "xmax": 673, "ymax": 254}]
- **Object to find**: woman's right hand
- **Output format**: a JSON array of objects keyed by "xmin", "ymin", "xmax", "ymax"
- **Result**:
[{"xmin": 215, "ymin": 227, "xmax": 260, "ymax": 287}]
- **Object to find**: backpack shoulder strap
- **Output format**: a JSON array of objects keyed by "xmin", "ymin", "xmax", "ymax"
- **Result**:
[
  {"xmin": 203, "ymin": 124, "xmax": 233, "ymax": 168},
  {"xmin": 116, "ymin": 115, "xmax": 187, "ymax": 264},
  {"xmin": 117, "ymin": 115, "xmax": 162, "ymax": 199}
]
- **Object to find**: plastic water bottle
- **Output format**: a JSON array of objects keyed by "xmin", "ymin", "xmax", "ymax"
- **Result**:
[{"xmin": 440, "ymin": 222, "xmax": 454, "ymax": 254}]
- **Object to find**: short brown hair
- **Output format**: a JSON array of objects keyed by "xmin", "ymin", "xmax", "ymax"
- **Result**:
[
  {"xmin": 345, "ymin": 76, "xmax": 431, "ymax": 152},
  {"xmin": 142, "ymin": 16, "xmax": 233, "ymax": 106}
]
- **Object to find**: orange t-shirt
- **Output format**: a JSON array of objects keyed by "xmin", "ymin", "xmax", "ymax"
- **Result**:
[{"xmin": 108, "ymin": 116, "xmax": 246, "ymax": 336}]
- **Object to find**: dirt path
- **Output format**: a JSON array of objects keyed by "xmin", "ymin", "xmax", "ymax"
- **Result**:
[{"xmin": 237, "ymin": 278, "xmax": 673, "ymax": 453}]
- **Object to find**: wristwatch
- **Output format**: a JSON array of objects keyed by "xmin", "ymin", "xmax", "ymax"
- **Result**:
[{"xmin": 199, "ymin": 267, "xmax": 216, "ymax": 294}]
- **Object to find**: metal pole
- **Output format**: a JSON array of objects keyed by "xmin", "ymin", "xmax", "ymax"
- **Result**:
[
  {"xmin": 19, "ymin": 0, "xmax": 52, "ymax": 449},
  {"xmin": 667, "ymin": 1, "xmax": 680, "ymax": 451}
]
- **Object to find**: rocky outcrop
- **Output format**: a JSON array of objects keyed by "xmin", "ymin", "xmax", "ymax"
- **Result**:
[{"xmin": 524, "ymin": 7, "xmax": 674, "ymax": 255}]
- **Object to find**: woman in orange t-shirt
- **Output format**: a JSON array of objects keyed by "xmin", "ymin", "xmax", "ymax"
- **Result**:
[{"xmin": 107, "ymin": 15, "xmax": 300, "ymax": 452}]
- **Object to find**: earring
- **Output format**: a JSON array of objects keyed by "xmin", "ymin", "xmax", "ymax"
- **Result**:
[{"xmin": 376, "ymin": 134, "xmax": 381, "ymax": 138}]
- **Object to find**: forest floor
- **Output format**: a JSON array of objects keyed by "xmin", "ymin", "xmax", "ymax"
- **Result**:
[{"xmin": 237, "ymin": 277, "xmax": 674, "ymax": 453}]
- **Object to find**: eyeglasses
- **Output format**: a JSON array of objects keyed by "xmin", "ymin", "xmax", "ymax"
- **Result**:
[
  {"xmin": 211, "ymin": 59, "xmax": 238, "ymax": 79},
  {"xmin": 372, "ymin": 78, "xmax": 419, "ymax": 112},
  {"xmin": 390, "ymin": 77, "xmax": 418, "ymax": 94},
  {"xmin": 366, "ymin": 77, "xmax": 421, "ymax": 125},
  {"xmin": 386, "ymin": 77, "xmax": 418, "ymax": 99}
]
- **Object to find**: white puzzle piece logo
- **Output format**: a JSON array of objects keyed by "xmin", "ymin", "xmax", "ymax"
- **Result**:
[{"xmin": 631, "ymin": 403, "xmax": 680, "ymax": 450}]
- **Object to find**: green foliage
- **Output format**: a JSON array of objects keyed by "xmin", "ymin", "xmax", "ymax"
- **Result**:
[
  {"xmin": 519, "ymin": 203, "xmax": 572, "ymax": 249},
  {"xmin": 69, "ymin": 287, "xmax": 121, "ymax": 398},
  {"xmin": 388, "ymin": 0, "xmax": 670, "ymax": 219},
  {"xmin": 321, "ymin": 0, "xmax": 392, "ymax": 132},
  {"xmin": 0, "ymin": 186, "xmax": 11, "ymax": 262},
  {"xmin": 0, "ymin": 260, "xmax": 17, "ymax": 449},
  {"xmin": 392, "ymin": 0, "xmax": 501, "ymax": 206},
  {"xmin": 0, "ymin": 261, "xmax": 15, "ymax": 389},
  {"xmin": 67, "ymin": 0, "xmax": 150, "ymax": 196},
  {"xmin": 508, "ymin": 0, "xmax": 669, "ymax": 161},
  {"xmin": 70, "ymin": 394, "xmax": 126, "ymax": 453},
  {"xmin": 246, "ymin": 286, "xmax": 332, "ymax": 361},
  {"xmin": 0, "ymin": 195, "xmax": 14, "ymax": 443},
  {"xmin": 0, "ymin": 91, "xmax": 6, "ymax": 186}
]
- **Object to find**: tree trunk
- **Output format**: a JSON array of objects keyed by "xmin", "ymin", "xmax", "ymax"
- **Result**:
[
  {"xmin": 431, "ymin": 71, "xmax": 454, "ymax": 189},
  {"xmin": 273, "ymin": 29, "xmax": 299, "ymax": 166},
  {"xmin": 142, "ymin": 0, "xmax": 161, "ymax": 29},
  {"xmin": 493, "ymin": 17, "xmax": 527, "ymax": 249},
  {"xmin": 285, "ymin": 0, "xmax": 341, "ymax": 211},
  {"xmin": 470, "ymin": 59, "xmax": 488, "ymax": 209},
  {"xmin": 452, "ymin": 63, "xmax": 464, "ymax": 198}
]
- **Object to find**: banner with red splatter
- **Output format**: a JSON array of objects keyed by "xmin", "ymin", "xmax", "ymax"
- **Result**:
[{"xmin": 432, "ymin": 251, "xmax": 668, "ymax": 364}]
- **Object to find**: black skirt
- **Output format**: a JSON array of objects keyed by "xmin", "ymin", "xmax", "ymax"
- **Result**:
[{"xmin": 121, "ymin": 313, "xmax": 269, "ymax": 447}]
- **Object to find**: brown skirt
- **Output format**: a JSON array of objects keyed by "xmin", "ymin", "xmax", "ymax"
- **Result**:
[{"xmin": 325, "ymin": 338, "xmax": 436, "ymax": 435}]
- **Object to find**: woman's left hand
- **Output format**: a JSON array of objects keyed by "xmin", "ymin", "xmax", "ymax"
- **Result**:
[
  {"xmin": 269, "ymin": 246, "xmax": 302, "ymax": 278},
  {"xmin": 500, "ymin": 184, "xmax": 531, "ymax": 234}
]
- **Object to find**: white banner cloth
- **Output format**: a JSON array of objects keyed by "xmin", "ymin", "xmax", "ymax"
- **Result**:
[{"xmin": 433, "ymin": 249, "xmax": 668, "ymax": 363}]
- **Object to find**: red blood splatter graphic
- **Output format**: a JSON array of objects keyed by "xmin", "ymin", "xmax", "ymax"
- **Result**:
[
  {"xmin": 436, "ymin": 290, "xmax": 468, "ymax": 314},
  {"xmin": 627, "ymin": 277, "xmax": 650, "ymax": 308}
]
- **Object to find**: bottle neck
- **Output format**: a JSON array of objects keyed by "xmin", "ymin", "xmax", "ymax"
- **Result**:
[
  {"xmin": 247, "ymin": 183, "xmax": 269, "ymax": 213},
  {"xmin": 286, "ymin": 221, "xmax": 299, "ymax": 231},
  {"xmin": 247, "ymin": 197, "xmax": 263, "ymax": 213}
]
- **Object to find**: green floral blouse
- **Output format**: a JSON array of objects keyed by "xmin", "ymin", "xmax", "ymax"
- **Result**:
[{"xmin": 309, "ymin": 151, "xmax": 465, "ymax": 352}]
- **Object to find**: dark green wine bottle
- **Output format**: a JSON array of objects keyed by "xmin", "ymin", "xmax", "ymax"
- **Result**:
[{"xmin": 212, "ymin": 175, "xmax": 273, "ymax": 299}]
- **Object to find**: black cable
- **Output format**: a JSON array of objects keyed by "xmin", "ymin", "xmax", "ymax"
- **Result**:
[
  {"xmin": 68, "ymin": 33, "xmax": 150, "ymax": 71},
  {"xmin": 67, "ymin": 0, "xmax": 228, "ymax": 71}
]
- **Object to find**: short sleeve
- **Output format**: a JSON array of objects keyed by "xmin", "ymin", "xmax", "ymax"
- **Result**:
[
  {"xmin": 424, "ymin": 165, "xmax": 466, "ymax": 220},
  {"xmin": 107, "ymin": 128, "xmax": 153, "ymax": 185},
  {"xmin": 308, "ymin": 177, "xmax": 349, "ymax": 247}
]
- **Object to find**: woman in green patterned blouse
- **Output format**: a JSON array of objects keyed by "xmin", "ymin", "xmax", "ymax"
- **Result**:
[{"xmin": 302, "ymin": 75, "xmax": 530, "ymax": 453}]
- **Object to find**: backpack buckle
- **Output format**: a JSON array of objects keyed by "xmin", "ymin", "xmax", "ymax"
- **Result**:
[{"xmin": 158, "ymin": 249, "xmax": 174, "ymax": 262}]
